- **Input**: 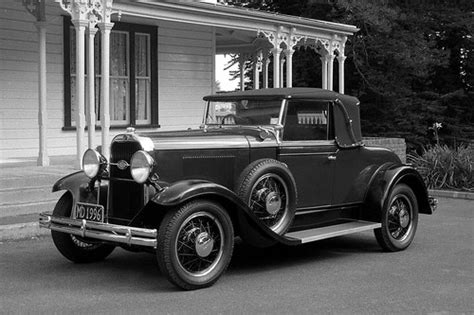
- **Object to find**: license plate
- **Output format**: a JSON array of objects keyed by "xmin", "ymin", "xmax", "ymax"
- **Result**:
[{"xmin": 74, "ymin": 202, "xmax": 104, "ymax": 223}]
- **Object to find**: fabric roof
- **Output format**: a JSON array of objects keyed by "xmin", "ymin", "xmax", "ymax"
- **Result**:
[{"xmin": 204, "ymin": 88, "xmax": 363, "ymax": 148}]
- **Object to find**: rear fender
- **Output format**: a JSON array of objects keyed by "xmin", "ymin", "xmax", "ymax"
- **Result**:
[
  {"xmin": 151, "ymin": 179, "xmax": 295, "ymax": 245},
  {"xmin": 52, "ymin": 171, "xmax": 108, "ymax": 208},
  {"xmin": 363, "ymin": 164, "xmax": 432, "ymax": 222}
]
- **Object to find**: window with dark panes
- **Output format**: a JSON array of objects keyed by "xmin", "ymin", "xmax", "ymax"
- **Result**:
[
  {"xmin": 63, "ymin": 18, "xmax": 158, "ymax": 129},
  {"xmin": 283, "ymin": 100, "xmax": 332, "ymax": 141}
]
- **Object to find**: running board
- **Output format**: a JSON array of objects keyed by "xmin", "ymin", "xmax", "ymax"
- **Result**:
[{"xmin": 285, "ymin": 220, "xmax": 381, "ymax": 244}]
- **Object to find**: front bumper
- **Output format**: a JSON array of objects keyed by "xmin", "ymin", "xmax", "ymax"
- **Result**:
[{"xmin": 39, "ymin": 212, "xmax": 157, "ymax": 248}]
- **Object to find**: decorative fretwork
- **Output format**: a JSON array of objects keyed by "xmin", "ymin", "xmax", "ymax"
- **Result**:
[
  {"xmin": 55, "ymin": 0, "xmax": 113, "ymax": 24},
  {"xmin": 23, "ymin": 0, "xmax": 46, "ymax": 21},
  {"xmin": 305, "ymin": 37, "xmax": 331, "ymax": 55}
]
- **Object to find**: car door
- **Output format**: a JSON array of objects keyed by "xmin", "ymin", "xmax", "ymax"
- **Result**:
[{"xmin": 277, "ymin": 100, "xmax": 337, "ymax": 209}]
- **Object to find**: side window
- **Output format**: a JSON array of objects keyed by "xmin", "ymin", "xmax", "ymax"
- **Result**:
[{"xmin": 283, "ymin": 101, "xmax": 332, "ymax": 141}]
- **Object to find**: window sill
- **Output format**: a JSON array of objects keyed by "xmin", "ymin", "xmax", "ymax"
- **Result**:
[{"xmin": 62, "ymin": 124, "xmax": 161, "ymax": 131}]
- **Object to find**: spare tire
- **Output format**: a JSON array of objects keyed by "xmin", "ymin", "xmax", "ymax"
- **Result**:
[{"xmin": 235, "ymin": 159, "xmax": 297, "ymax": 235}]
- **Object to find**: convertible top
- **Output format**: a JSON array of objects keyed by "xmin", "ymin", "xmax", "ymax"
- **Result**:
[{"xmin": 204, "ymin": 88, "xmax": 363, "ymax": 148}]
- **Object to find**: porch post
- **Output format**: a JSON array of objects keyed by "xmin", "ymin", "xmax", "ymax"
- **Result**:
[
  {"xmin": 327, "ymin": 53, "xmax": 335, "ymax": 91},
  {"xmin": 72, "ymin": 19, "xmax": 87, "ymax": 167},
  {"xmin": 262, "ymin": 51, "xmax": 270, "ymax": 89},
  {"xmin": 272, "ymin": 48, "xmax": 282, "ymax": 88},
  {"xmin": 23, "ymin": 0, "xmax": 49, "ymax": 166},
  {"xmin": 87, "ymin": 24, "xmax": 98, "ymax": 149},
  {"xmin": 320, "ymin": 55, "xmax": 328, "ymax": 89},
  {"xmin": 284, "ymin": 49, "xmax": 294, "ymax": 88},
  {"xmin": 280, "ymin": 55, "xmax": 285, "ymax": 88},
  {"xmin": 98, "ymin": 21, "xmax": 114, "ymax": 159},
  {"xmin": 35, "ymin": 21, "xmax": 50, "ymax": 166},
  {"xmin": 253, "ymin": 61, "xmax": 260, "ymax": 90},
  {"xmin": 337, "ymin": 55, "xmax": 346, "ymax": 94}
]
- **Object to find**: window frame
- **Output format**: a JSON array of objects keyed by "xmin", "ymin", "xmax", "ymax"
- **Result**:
[
  {"xmin": 62, "ymin": 16, "xmax": 159, "ymax": 130},
  {"xmin": 281, "ymin": 99, "xmax": 335, "ymax": 143}
]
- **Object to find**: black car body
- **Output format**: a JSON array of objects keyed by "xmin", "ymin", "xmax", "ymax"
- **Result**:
[{"xmin": 40, "ymin": 88, "xmax": 436, "ymax": 290}]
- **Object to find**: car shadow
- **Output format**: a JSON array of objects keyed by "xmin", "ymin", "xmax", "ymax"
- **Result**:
[
  {"xmin": 31, "ymin": 233, "xmax": 382, "ymax": 293},
  {"xmin": 228, "ymin": 233, "xmax": 382, "ymax": 273}
]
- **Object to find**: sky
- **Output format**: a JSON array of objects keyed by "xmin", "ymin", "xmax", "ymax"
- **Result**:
[{"xmin": 215, "ymin": 54, "xmax": 239, "ymax": 91}]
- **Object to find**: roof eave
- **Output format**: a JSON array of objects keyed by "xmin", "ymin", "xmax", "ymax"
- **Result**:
[{"xmin": 116, "ymin": 0, "xmax": 359, "ymax": 36}]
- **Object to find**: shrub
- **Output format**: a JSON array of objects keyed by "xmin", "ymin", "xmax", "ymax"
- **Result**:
[{"xmin": 407, "ymin": 144, "xmax": 474, "ymax": 191}]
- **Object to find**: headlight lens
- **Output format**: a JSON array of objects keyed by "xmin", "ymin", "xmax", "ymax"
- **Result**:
[
  {"xmin": 82, "ymin": 149, "xmax": 106, "ymax": 178},
  {"xmin": 130, "ymin": 150, "xmax": 155, "ymax": 184}
]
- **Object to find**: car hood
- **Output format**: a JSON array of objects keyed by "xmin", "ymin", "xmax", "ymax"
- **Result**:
[{"xmin": 137, "ymin": 127, "xmax": 278, "ymax": 151}]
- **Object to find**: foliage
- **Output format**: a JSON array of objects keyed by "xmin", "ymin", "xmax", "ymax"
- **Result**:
[
  {"xmin": 407, "ymin": 144, "xmax": 474, "ymax": 191},
  {"xmin": 222, "ymin": 0, "xmax": 473, "ymax": 151}
]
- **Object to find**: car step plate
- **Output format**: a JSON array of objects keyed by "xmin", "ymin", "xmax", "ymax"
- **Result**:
[{"xmin": 285, "ymin": 220, "xmax": 381, "ymax": 244}]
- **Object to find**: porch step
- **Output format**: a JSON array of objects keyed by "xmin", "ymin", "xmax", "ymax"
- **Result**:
[
  {"xmin": 285, "ymin": 220, "xmax": 381, "ymax": 244},
  {"xmin": 0, "ymin": 166, "xmax": 71, "ymax": 219}
]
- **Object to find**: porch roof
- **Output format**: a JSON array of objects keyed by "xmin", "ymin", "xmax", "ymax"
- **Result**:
[{"xmin": 115, "ymin": 0, "xmax": 359, "ymax": 36}]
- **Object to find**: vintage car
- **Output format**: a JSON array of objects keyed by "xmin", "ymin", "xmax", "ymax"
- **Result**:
[{"xmin": 39, "ymin": 88, "xmax": 437, "ymax": 290}]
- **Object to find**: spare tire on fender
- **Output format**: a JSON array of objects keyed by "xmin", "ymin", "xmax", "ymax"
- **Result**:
[{"xmin": 235, "ymin": 159, "xmax": 297, "ymax": 245}]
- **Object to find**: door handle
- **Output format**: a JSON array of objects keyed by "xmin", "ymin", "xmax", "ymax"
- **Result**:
[{"xmin": 327, "ymin": 155, "xmax": 337, "ymax": 161}]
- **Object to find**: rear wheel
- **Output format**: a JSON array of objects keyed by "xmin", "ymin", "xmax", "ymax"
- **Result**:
[
  {"xmin": 51, "ymin": 192, "xmax": 115, "ymax": 263},
  {"xmin": 374, "ymin": 184, "xmax": 419, "ymax": 251},
  {"xmin": 156, "ymin": 199, "xmax": 234, "ymax": 290}
]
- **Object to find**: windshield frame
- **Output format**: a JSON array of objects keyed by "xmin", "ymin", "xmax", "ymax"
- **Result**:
[{"xmin": 202, "ymin": 98, "xmax": 287, "ymax": 129}]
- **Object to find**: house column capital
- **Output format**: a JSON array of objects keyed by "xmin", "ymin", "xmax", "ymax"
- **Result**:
[{"xmin": 97, "ymin": 21, "xmax": 115, "ymax": 32}]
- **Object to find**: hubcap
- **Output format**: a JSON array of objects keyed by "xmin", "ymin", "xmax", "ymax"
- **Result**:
[
  {"xmin": 195, "ymin": 232, "xmax": 215, "ymax": 258},
  {"xmin": 265, "ymin": 192, "xmax": 281, "ymax": 215},
  {"xmin": 399, "ymin": 209, "xmax": 410, "ymax": 228}
]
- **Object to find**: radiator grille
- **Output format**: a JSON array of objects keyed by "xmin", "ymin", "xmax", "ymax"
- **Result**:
[{"xmin": 108, "ymin": 139, "xmax": 144, "ymax": 221}]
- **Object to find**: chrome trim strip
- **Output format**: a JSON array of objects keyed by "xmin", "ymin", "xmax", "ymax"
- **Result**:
[
  {"xmin": 39, "ymin": 212, "xmax": 157, "ymax": 248},
  {"xmin": 152, "ymin": 137, "xmax": 249, "ymax": 150},
  {"xmin": 279, "ymin": 140, "xmax": 337, "ymax": 147},
  {"xmin": 279, "ymin": 152, "xmax": 335, "ymax": 157}
]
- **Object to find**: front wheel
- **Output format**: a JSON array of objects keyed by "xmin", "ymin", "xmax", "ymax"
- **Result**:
[
  {"xmin": 51, "ymin": 192, "xmax": 115, "ymax": 263},
  {"xmin": 156, "ymin": 199, "xmax": 234, "ymax": 290},
  {"xmin": 374, "ymin": 184, "xmax": 419, "ymax": 251}
]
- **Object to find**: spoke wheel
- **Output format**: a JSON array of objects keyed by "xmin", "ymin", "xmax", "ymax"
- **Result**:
[
  {"xmin": 157, "ymin": 200, "xmax": 234, "ymax": 290},
  {"xmin": 248, "ymin": 173, "xmax": 289, "ymax": 232},
  {"xmin": 375, "ymin": 184, "xmax": 419, "ymax": 252},
  {"xmin": 51, "ymin": 192, "xmax": 115, "ymax": 263},
  {"xmin": 236, "ymin": 159, "xmax": 297, "ymax": 242},
  {"xmin": 175, "ymin": 212, "xmax": 224, "ymax": 277}
]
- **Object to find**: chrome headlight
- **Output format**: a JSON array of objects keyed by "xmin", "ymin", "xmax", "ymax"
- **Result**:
[
  {"xmin": 130, "ymin": 150, "xmax": 155, "ymax": 184},
  {"xmin": 82, "ymin": 149, "xmax": 107, "ymax": 179}
]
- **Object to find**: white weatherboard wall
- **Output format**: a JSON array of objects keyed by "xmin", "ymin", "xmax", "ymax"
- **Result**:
[
  {"xmin": 0, "ymin": 1, "xmax": 214, "ymax": 160},
  {"xmin": 157, "ymin": 21, "xmax": 213, "ymax": 129},
  {"xmin": 0, "ymin": 0, "xmax": 74, "ymax": 159}
]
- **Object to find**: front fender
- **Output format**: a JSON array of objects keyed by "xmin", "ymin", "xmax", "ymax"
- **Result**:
[
  {"xmin": 363, "ymin": 164, "xmax": 432, "ymax": 221},
  {"xmin": 151, "ymin": 179, "xmax": 298, "ymax": 246},
  {"xmin": 52, "ymin": 171, "xmax": 108, "ymax": 208}
]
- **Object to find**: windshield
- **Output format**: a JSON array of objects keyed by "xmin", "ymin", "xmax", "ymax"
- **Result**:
[
  {"xmin": 205, "ymin": 100, "xmax": 282, "ymax": 126},
  {"xmin": 205, "ymin": 99, "xmax": 283, "ymax": 126}
]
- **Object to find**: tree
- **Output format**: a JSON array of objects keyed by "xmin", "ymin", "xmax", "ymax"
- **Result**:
[{"xmin": 222, "ymin": 0, "xmax": 474, "ymax": 149}]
